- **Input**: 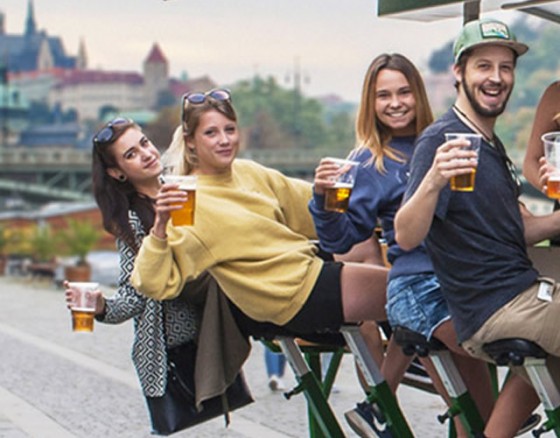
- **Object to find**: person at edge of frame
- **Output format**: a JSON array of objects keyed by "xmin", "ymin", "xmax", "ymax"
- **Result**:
[{"xmin": 522, "ymin": 80, "xmax": 560, "ymax": 245}]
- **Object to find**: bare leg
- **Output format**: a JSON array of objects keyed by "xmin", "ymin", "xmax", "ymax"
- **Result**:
[
  {"xmin": 382, "ymin": 335, "xmax": 413, "ymax": 393},
  {"xmin": 359, "ymin": 321, "xmax": 384, "ymax": 367},
  {"xmin": 354, "ymin": 322, "xmax": 386, "ymax": 392},
  {"xmin": 339, "ymin": 263, "xmax": 414, "ymax": 393},
  {"xmin": 484, "ymin": 374, "xmax": 539, "ymax": 438},
  {"xmin": 340, "ymin": 262, "xmax": 388, "ymax": 323}
]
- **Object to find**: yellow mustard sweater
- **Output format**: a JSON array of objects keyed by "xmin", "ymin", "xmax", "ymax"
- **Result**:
[{"xmin": 131, "ymin": 159, "xmax": 324, "ymax": 325}]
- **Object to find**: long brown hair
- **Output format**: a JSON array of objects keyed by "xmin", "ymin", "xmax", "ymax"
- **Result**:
[
  {"xmin": 91, "ymin": 120, "xmax": 155, "ymax": 251},
  {"xmin": 355, "ymin": 53, "xmax": 433, "ymax": 173}
]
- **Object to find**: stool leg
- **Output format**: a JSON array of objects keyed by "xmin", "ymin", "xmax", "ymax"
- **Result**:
[
  {"xmin": 524, "ymin": 358, "xmax": 560, "ymax": 437},
  {"xmin": 341, "ymin": 325, "xmax": 414, "ymax": 438},
  {"xmin": 277, "ymin": 337, "xmax": 345, "ymax": 438},
  {"xmin": 430, "ymin": 351, "xmax": 485, "ymax": 436}
]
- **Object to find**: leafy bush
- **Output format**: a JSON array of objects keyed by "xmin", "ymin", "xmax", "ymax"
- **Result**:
[
  {"xmin": 57, "ymin": 219, "xmax": 101, "ymax": 266},
  {"xmin": 30, "ymin": 226, "xmax": 56, "ymax": 262}
]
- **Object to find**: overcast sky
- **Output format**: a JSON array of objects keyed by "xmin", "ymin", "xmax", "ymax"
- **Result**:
[{"xmin": 2, "ymin": 0, "xmax": 520, "ymax": 102}]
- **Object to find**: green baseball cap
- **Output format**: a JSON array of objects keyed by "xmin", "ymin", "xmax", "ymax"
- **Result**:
[{"xmin": 453, "ymin": 18, "xmax": 528, "ymax": 63}]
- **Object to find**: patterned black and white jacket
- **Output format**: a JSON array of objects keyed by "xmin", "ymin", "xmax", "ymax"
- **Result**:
[{"xmin": 97, "ymin": 211, "xmax": 200, "ymax": 397}]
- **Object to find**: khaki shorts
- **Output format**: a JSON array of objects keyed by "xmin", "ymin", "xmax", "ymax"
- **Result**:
[{"xmin": 463, "ymin": 278, "xmax": 560, "ymax": 361}]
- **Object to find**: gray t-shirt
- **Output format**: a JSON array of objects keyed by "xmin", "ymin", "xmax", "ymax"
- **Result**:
[{"xmin": 404, "ymin": 108, "xmax": 538, "ymax": 342}]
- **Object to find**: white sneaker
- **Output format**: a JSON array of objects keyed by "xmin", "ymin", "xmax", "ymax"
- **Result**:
[{"xmin": 268, "ymin": 375, "xmax": 286, "ymax": 391}]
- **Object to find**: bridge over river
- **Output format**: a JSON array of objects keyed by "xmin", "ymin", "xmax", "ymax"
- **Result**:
[
  {"xmin": 0, "ymin": 148, "xmax": 335, "ymax": 204},
  {"xmin": 0, "ymin": 147, "xmax": 543, "ymax": 206}
]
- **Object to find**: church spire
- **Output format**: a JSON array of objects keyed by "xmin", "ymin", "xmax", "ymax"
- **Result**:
[{"xmin": 25, "ymin": 0, "xmax": 37, "ymax": 37}]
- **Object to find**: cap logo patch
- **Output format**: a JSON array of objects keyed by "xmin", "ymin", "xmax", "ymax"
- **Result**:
[{"xmin": 480, "ymin": 22, "xmax": 510, "ymax": 40}]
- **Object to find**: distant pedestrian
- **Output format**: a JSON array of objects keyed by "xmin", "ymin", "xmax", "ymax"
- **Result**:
[{"xmin": 264, "ymin": 349, "xmax": 286, "ymax": 391}]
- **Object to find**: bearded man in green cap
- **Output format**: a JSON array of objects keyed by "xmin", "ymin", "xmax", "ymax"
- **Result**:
[{"xmin": 395, "ymin": 17, "xmax": 560, "ymax": 437}]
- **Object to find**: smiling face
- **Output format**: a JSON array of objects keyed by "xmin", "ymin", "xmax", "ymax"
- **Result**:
[
  {"xmin": 455, "ymin": 45, "xmax": 515, "ymax": 119},
  {"xmin": 374, "ymin": 68, "xmax": 417, "ymax": 136},
  {"xmin": 186, "ymin": 109, "xmax": 239, "ymax": 175},
  {"xmin": 107, "ymin": 127, "xmax": 162, "ymax": 190}
]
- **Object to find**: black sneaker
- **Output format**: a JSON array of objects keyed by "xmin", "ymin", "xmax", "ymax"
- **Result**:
[
  {"xmin": 516, "ymin": 413, "xmax": 541, "ymax": 436},
  {"xmin": 344, "ymin": 401, "xmax": 393, "ymax": 438}
]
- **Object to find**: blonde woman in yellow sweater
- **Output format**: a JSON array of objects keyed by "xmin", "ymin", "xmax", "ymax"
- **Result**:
[{"xmin": 131, "ymin": 89, "xmax": 395, "ymax": 436}]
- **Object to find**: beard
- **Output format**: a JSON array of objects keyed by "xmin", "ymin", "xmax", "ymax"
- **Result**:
[{"xmin": 461, "ymin": 78, "xmax": 512, "ymax": 118}]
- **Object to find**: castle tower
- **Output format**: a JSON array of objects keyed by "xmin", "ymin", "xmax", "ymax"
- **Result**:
[
  {"xmin": 76, "ymin": 38, "xmax": 87, "ymax": 70},
  {"xmin": 143, "ymin": 43, "xmax": 169, "ymax": 109},
  {"xmin": 0, "ymin": 10, "xmax": 5, "ymax": 35},
  {"xmin": 25, "ymin": 0, "xmax": 37, "ymax": 38}
]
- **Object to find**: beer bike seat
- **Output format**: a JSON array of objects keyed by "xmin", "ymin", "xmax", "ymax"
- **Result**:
[
  {"xmin": 394, "ymin": 326, "xmax": 446, "ymax": 357},
  {"xmin": 482, "ymin": 338, "xmax": 547, "ymax": 366}
]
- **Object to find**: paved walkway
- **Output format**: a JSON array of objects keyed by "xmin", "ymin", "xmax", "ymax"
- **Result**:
[{"xmin": 0, "ymin": 276, "xmax": 542, "ymax": 437}]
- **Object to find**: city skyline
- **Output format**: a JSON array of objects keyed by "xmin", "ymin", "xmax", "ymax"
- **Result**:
[{"xmin": 1, "ymin": 0, "xmax": 520, "ymax": 102}]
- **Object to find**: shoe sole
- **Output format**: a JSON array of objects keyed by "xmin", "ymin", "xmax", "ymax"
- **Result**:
[
  {"xmin": 516, "ymin": 413, "xmax": 541, "ymax": 436},
  {"xmin": 344, "ymin": 410, "xmax": 382, "ymax": 438}
]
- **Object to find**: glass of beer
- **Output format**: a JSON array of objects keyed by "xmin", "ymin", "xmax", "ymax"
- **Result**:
[
  {"xmin": 68, "ymin": 282, "xmax": 99, "ymax": 333},
  {"xmin": 162, "ymin": 175, "xmax": 197, "ymax": 226},
  {"xmin": 323, "ymin": 157, "xmax": 359, "ymax": 213},
  {"xmin": 542, "ymin": 132, "xmax": 560, "ymax": 200},
  {"xmin": 445, "ymin": 133, "xmax": 482, "ymax": 192}
]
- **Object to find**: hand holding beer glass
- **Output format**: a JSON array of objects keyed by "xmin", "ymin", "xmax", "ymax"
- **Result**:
[
  {"xmin": 444, "ymin": 133, "xmax": 482, "ymax": 192},
  {"xmin": 322, "ymin": 157, "xmax": 359, "ymax": 213},
  {"xmin": 161, "ymin": 175, "xmax": 197, "ymax": 226},
  {"xmin": 67, "ymin": 282, "xmax": 100, "ymax": 333},
  {"xmin": 542, "ymin": 132, "xmax": 560, "ymax": 199}
]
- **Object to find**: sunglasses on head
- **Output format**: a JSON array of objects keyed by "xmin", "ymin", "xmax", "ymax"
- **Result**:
[
  {"xmin": 181, "ymin": 89, "xmax": 231, "ymax": 126},
  {"xmin": 93, "ymin": 117, "xmax": 132, "ymax": 147},
  {"xmin": 183, "ymin": 88, "xmax": 231, "ymax": 106}
]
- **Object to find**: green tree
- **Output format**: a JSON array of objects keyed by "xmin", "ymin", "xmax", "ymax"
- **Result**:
[
  {"xmin": 230, "ymin": 76, "xmax": 353, "ymax": 152},
  {"xmin": 145, "ymin": 106, "xmax": 180, "ymax": 153}
]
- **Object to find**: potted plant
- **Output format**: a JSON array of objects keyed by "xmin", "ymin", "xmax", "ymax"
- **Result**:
[
  {"xmin": 58, "ymin": 218, "xmax": 101, "ymax": 282},
  {"xmin": 28, "ymin": 225, "xmax": 58, "ymax": 278}
]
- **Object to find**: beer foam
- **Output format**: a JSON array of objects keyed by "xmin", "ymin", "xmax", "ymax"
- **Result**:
[
  {"xmin": 333, "ymin": 182, "xmax": 353, "ymax": 189},
  {"xmin": 71, "ymin": 307, "xmax": 96, "ymax": 313}
]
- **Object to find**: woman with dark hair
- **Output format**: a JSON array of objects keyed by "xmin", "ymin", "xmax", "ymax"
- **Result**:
[
  {"xmin": 310, "ymin": 53, "xmax": 495, "ymax": 436},
  {"xmin": 130, "ymin": 89, "xmax": 396, "ymax": 437},
  {"xmin": 64, "ymin": 119, "xmax": 204, "ymax": 423}
]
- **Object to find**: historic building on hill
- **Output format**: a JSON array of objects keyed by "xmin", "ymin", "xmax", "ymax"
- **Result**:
[
  {"xmin": 1, "ymin": 0, "xmax": 216, "ymax": 125},
  {"xmin": 0, "ymin": 0, "xmax": 84, "ymax": 73}
]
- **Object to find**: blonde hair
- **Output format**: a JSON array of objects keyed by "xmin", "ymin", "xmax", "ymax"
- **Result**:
[
  {"xmin": 162, "ymin": 96, "xmax": 238, "ymax": 175},
  {"xmin": 355, "ymin": 53, "xmax": 433, "ymax": 173},
  {"xmin": 161, "ymin": 125, "xmax": 197, "ymax": 175}
]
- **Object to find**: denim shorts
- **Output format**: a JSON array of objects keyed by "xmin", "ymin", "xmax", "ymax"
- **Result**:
[{"xmin": 386, "ymin": 273, "xmax": 450, "ymax": 340}]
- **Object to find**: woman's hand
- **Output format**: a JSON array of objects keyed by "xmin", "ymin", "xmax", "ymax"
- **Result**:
[
  {"xmin": 313, "ymin": 158, "xmax": 342, "ymax": 196},
  {"xmin": 63, "ymin": 280, "xmax": 105, "ymax": 315},
  {"xmin": 537, "ymin": 155, "xmax": 553, "ymax": 194},
  {"xmin": 152, "ymin": 183, "xmax": 188, "ymax": 238}
]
